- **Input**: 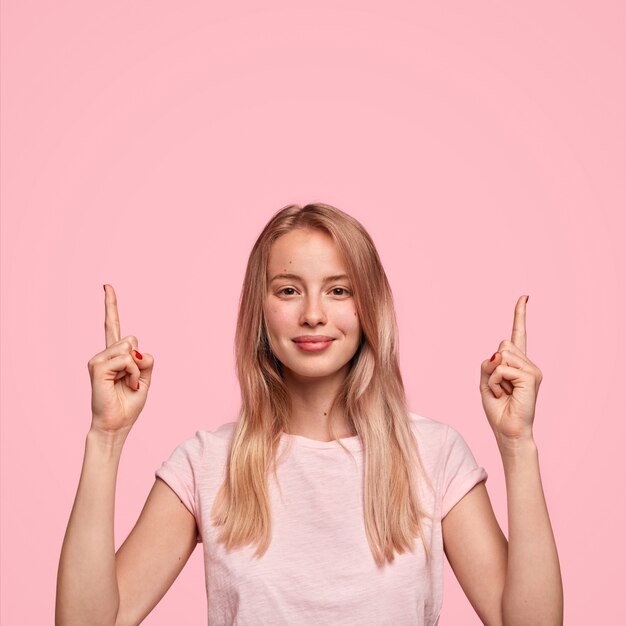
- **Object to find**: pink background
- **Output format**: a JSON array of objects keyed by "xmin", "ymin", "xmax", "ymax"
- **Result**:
[{"xmin": 2, "ymin": 1, "xmax": 624, "ymax": 624}]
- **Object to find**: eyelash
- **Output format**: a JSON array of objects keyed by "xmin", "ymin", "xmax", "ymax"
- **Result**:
[{"xmin": 278, "ymin": 287, "xmax": 351, "ymax": 297}]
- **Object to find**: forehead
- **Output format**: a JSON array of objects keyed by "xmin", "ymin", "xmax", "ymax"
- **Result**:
[{"xmin": 267, "ymin": 229, "xmax": 346, "ymax": 275}]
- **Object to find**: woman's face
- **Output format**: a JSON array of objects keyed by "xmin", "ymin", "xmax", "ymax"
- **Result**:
[{"xmin": 263, "ymin": 228, "xmax": 362, "ymax": 385}]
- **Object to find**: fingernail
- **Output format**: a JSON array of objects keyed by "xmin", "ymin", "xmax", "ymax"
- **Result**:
[
  {"xmin": 526, "ymin": 295, "xmax": 529, "ymax": 303},
  {"xmin": 136, "ymin": 383, "xmax": 140, "ymax": 390},
  {"xmin": 134, "ymin": 350, "xmax": 143, "ymax": 360},
  {"xmin": 490, "ymin": 352, "xmax": 498, "ymax": 362}
]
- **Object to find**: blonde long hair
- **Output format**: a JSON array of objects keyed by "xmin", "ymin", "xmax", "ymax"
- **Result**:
[{"xmin": 211, "ymin": 202, "xmax": 433, "ymax": 567}]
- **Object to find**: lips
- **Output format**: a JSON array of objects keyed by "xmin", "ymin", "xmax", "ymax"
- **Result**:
[
  {"xmin": 293, "ymin": 335, "xmax": 335, "ymax": 353},
  {"xmin": 293, "ymin": 336, "xmax": 335, "ymax": 343}
]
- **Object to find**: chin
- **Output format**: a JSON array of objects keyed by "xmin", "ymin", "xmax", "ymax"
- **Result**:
[{"xmin": 281, "ymin": 361, "xmax": 352, "ymax": 382}]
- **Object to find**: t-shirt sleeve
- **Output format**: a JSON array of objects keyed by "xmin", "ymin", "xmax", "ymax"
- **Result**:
[
  {"xmin": 440, "ymin": 424, "xmax": 488, "ymax": 518},
  {"xmin": 155, "ymin": 431, "xmax": 205, "ymax": 542}
]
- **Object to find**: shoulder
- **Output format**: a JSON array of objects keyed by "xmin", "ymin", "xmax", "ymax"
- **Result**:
[
  {"xmin": 407, "ymin": 410, "xmax": 446, "ymax": 431},
  {"xmin": 407, "ymin": 411, "xmax": 488, "ymax": 515},
  {"xmin": 407, "ymin": 411, "xmax": 476, "ymax": 468},
  {"xmin": 408, "ymin": 411, "xmax": 472, "ymax": 446},
  {"xmin": 407, "ymin": 411, "xmax": 448, "ymax": 448},
  {"xmin": 164, "ymin": 421, "xmax": 237, "ymax": 465},
  {"xmin": 207, "ymin": 420, "xmax": 237, "ymax": 443}
]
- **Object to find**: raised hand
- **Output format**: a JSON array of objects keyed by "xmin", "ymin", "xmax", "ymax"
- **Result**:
[
  {"xmin": 479, "ymin": 295, "xmax": 542, "ymax": 447},
  {"xmin": 87, "ymin": 284, "xmax": 154, "ymax": 437}
]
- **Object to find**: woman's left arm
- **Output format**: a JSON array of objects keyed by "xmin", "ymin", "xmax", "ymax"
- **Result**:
[{"xmin": 443, "ymin": 295, "xmax": 563, "ymax": 625}]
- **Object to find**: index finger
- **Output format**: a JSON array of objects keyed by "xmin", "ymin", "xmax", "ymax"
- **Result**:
[
  {"xmin": 511, "ymin": 294, "xmax": 528, "ymax": 354},
  {"xmin": 103, "ymin": 284, "xmax": 121, "ymax": 347}
]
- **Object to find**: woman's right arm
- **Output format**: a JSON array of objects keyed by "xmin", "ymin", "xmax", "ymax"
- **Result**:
[{"xmin": 56, "ymin": 284, "xmax": 199, "ymax": 626}]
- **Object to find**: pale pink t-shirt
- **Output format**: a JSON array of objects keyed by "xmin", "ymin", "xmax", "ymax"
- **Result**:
[{"xmin": 155, "ymin": 412, "xmax": 488, "ymax": 625}]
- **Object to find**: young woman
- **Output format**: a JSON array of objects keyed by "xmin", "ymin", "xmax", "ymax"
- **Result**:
[{"xmin": 56, "ymin": 203, "xmax": 563, "ymax": 625}]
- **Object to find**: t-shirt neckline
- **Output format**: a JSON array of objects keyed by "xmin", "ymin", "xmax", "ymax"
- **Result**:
[{"xmin": 279, "ymin": 430, "xmax": 362, "ymax": 450}]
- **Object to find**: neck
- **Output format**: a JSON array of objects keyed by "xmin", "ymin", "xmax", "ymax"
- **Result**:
[{"xmin": 282, "ymin": 367, "xmax": 353, "ymax": 441}]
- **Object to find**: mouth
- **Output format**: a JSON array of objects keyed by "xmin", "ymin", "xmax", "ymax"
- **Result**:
[
  {"xmin": 292, "ymin": 336, "xmax": 335, "ymax": 352},
  {"xmin": 292, "ymin": 336, "xmax": 335, "ymax": 343}
]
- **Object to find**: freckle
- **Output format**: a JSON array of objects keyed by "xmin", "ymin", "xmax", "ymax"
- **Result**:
[{"xmin": 323, "ymin": 412, "xmax": 327, "ymax": 416}]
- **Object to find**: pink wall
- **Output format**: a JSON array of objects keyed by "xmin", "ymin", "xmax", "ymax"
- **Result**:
[{"xmin": 2, "ymin": 1, "xmax": 624, "ymax": 623}]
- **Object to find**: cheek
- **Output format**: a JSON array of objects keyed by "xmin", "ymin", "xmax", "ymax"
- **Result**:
[
  {"xmin": 264, "ymin": 304, "xmax": 294, "ymax": 335},
  {"xmin": 337, "ymin": 306, "xmax": 361, "ymax": 335}
]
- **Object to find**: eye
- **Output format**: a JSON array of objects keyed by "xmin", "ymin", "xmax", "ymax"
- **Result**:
[
  {"xmin": 331, "ymin": 287, "xmax": 351, "ymax": 296},
  {"xmin": 278, "ymin": 287, "xmax": 297, "ymax": 296}
]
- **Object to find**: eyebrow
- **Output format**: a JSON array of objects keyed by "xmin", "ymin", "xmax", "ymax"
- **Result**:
[{"xmin": 269, "ymin": 273, "xmax": 350, "ymax": 283}]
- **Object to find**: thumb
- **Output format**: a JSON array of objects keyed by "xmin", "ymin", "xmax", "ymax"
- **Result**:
[
  {"xmin": 479, "ymin": 351, "xmax": 500, "ymax": 394},
  {"xmin": 133, "ymin": 350, "xmax": 155, "ymax": 389}
]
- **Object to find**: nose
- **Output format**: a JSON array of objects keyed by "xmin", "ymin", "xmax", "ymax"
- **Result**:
[{"xmin": 299, "ymin": 293, "xmax": 327, "ymax": 327}]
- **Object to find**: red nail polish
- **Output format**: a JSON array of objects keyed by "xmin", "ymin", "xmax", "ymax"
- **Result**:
[
  {"xmin": 134, "ymin": 350, "xmax": 143, "ymax": 360},
  {"xmin": 137, "ymin": 383, "xmax": 140, "ymax": 390},
  {"xmin": 490, "ymin": 352, "xmax": 498, "ymax": 362},
  {"xmin": 526, "ymin": 295, "xmax": 529, "ymax": 303}
]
